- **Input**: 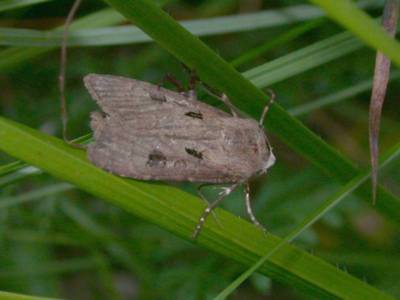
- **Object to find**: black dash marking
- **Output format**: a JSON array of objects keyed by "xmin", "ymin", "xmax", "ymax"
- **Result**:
[
  {"xmin": 185, "ymin": 148, "xmax": 203, "ymax": 159},
  {"xmin": 147, "ymin": 150, "xmax": 167, "ymax": 167},
  {"xmin": 185, "ymin": 111, "xmax": 203, "ymax": 119}
]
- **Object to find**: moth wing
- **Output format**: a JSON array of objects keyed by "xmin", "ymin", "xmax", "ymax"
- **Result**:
[
  {"xmin": 87, "ymin": 116, "xmax": 252, "ymax": 183},
  {"xmin": 85, "ymin": 74, "xmax": 262, "ymax": 183},
  {"xmin": 84, "ymin": 74, "xmax": 229, "ymax": 120}
]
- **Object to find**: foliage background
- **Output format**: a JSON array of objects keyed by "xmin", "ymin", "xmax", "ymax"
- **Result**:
[{"xmin": 0, "ymin": 0, "xmax": 399, "ymax": 299}]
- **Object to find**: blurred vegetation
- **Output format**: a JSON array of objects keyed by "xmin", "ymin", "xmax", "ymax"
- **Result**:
[{"xmin": 0, "ymin": 0, "xmax": 399, "ymax": 299}]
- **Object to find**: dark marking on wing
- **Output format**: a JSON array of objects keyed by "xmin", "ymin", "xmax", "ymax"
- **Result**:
[
  {"xmin": 185, "ymin": 111, "xmax": 203, "ymax": 119},
  {"xmin": 185, "ymin": 148, "xmax": 203, "ymax": 159},
  {"xmin": 147, "ymin": 150, "xmax": 167, "ymax": 167},
  {"xmin": 149, "ymin": 89, "xmax": 166, "ymax": 102}
]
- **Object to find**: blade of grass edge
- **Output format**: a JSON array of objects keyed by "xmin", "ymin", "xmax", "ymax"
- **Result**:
[{"xmin": 216, "ymin": 142, "xmax": 400, "ymax": 300}]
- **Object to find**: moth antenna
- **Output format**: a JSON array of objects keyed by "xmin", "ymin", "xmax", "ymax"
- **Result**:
[
  {"xmin": 244, "ymin": 182, "xmax": 266, "ymax": 233},
  {"xmin": 59, "ymin": 0, "xmax": 83, "ymax": 148},
  {"xmin": 192, "ymin": 183, "xmax": 239, "ymax": 239},
  {"xmin": 259, "ymin": 89, "xmax": 275, "ymax": 126}
]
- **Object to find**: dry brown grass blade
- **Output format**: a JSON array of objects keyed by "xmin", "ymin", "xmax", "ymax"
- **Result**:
[{"xmin": 369, "ymin": 0, "xmax": 399, "ymax": 205}]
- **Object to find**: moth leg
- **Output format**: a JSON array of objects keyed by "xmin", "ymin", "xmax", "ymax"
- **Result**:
[
  {"xmin": 192, "ymin": 183, "xmax": 239, "ymax": 239},
  {"xmin": 158, "ymin": 74, "xmax": 185, "ymax": 93},
  {"xmin": 244, "ymin": 182, "xmax": 266, "ymax": 232},
  {"xmin": 202, "ymin": 86, "xmax": 242, "ymax": 117},
  {"xmin": 186, "ymin": 69, "xmax": 199, "ymax": 100},
  {"xmin": 259, "ymin": 89, "xmax": 275, "ymax": 126},
  {"xmin": 196, "ymin": 184, "xmax": 222, "ymax": 228}
]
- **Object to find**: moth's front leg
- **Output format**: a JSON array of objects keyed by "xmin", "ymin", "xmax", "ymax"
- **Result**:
[
  {"xmin": 158, "ymin": 74, "xmax": 185, "ymax": 93},
  {"xmin": 192, "ymin": 183, "xmax": 240, "ymax": 239},
  {"xmin": 244, "ymin": 181, "xmax": 266, "ymax": 233}
]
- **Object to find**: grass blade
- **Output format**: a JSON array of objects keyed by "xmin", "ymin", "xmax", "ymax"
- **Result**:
[
  {"xmin": 100, "ymin": 0, "xmax": 400, "ymax": 229},
  {"xmin": 0, "ymin": 0, "xmax": 52, "ymax": 12},
  {"xmin": 309, "ymin": 0, "xmax": 400, "ymax": 67},
  {"xmin": 289, "ymin": 69, "xmax": 400, "ymax": 116},
  {"xmin": 0, "ymin": 290, "xmax": 59, "ymax": 300},
  {"xmin": 216, "ymin": 141, "xmax": 400, "ymax": 299},
  {"xmin": 0, "ymin": 7, "xmax": 324, "ymax": 47},
  {"xmin": 0, "ymin": 113, "xmax": 393, "ymax": 299},
  {"xmin": 0, "ymin": 9, "xmax": 125, "ymax": 71},
  {"xmin": 0, "ymin": 183, "xmax": 73, "ymax": 209}
]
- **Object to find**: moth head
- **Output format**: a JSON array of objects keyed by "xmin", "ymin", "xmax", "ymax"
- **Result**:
[{"xmin": 257, "ymin": 131, "xmax": 276, "ymax": 176}]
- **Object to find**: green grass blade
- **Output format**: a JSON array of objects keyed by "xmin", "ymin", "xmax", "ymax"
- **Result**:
[
  {"xmin": 289, "ymin": 69, "xmax": 400, "ymax": 116},
  {"xmin": 0, "ymin": 160, "xmax": 25, "ymax": 176},
  {"xmin": 0, "ymin": 114, "xmax": 392, "ymax": 299},
  {"xmin": 0, "ymin": 0, "xmax": 52, "ymax": 12},
  {"xmin": 0, "ymin": 7, "xmax": 324, "ymax": 47},
  {"xmin": 0, "ymin": 257, "xmax": 98, "ymax": 278},
  {"xmin": 309, "ymin": 0, "xmax": 400, "ymax": 67},
  {"xmin": 216, "ymin": 142, "xmax": 400, "ymax": 299},
  {"xmin": 231, "ymin": 18, "xmax": 325, "ymax": 68},
  {"xmin": 0, "ymin": 290, "xmax": 58, "ymax": 300},
  {"xmin": 243, "ymin": 30, "xmax": 365, "ymax": 87},
  {"xmin": 0, "ymin": 183, "xmax": 73, "ymax": 209},
  {"xmin": 0, "ymin": 9, "xmax": 125, "ymax": 71},
  {"xmin": 100, "ymin": 0, "xmax": 400, "ymax": 228}
]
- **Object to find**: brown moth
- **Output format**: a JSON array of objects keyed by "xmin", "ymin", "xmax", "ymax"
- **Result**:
[{"xmin": 84, "ymin": 74, "xmax": 275, "ymax": 238}]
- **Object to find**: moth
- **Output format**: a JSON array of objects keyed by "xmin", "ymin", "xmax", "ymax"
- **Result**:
[{"xmin": 84, "ymin": 74, "xmax": 275, "ymax": 238}]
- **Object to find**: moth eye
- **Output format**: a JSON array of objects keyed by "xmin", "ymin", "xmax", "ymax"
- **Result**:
[{"xmin": 147, "ymin": 150, "xmax": 167, "ymax": 167}]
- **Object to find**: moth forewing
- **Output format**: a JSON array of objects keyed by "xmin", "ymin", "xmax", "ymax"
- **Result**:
[{"xmin": 84, "ymin": 73, "xmax": 275, "ymax": 237}]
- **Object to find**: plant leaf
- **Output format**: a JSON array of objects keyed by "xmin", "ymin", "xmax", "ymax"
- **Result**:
[
  {"xmin": 369, "ymin": 0, "xmax": 399, "ymax": 204},
  {"xmin": 0, "ymin": 0, "xmax": 52, "ymax": 12},
  {"xmin": 216, "ymin": 141, "xmax": 400, "ymax": 299},
  {"xmin": 0, "ymin": 115, "xmax": 394, "ymax": 300},
  {"xmin": 309, "ymin": 0, "xmax": 400, "ymax": 67},
  {"xmin": 99, "ymin": 0, "xmax": 400, "ymax": 229}
]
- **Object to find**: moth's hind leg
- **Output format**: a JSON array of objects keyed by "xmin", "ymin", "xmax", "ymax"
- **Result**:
[
  {"xmin": 196, "ymin": 184, "xmax": 222, "ymax": 227},
  {"xmin": 192, "ymin": 183, "xmax": 239, "ymax": 239},
  {"xmin": 159, "ymin": 70, "xmax": 199, "ymax": 100},
  {"xmin": 244, "ymin": 182, "xmax": 267, "ymax": 233},
  {"xmin": 158, "ymin": 74, "xmax": 185, "ymax": 93}
]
